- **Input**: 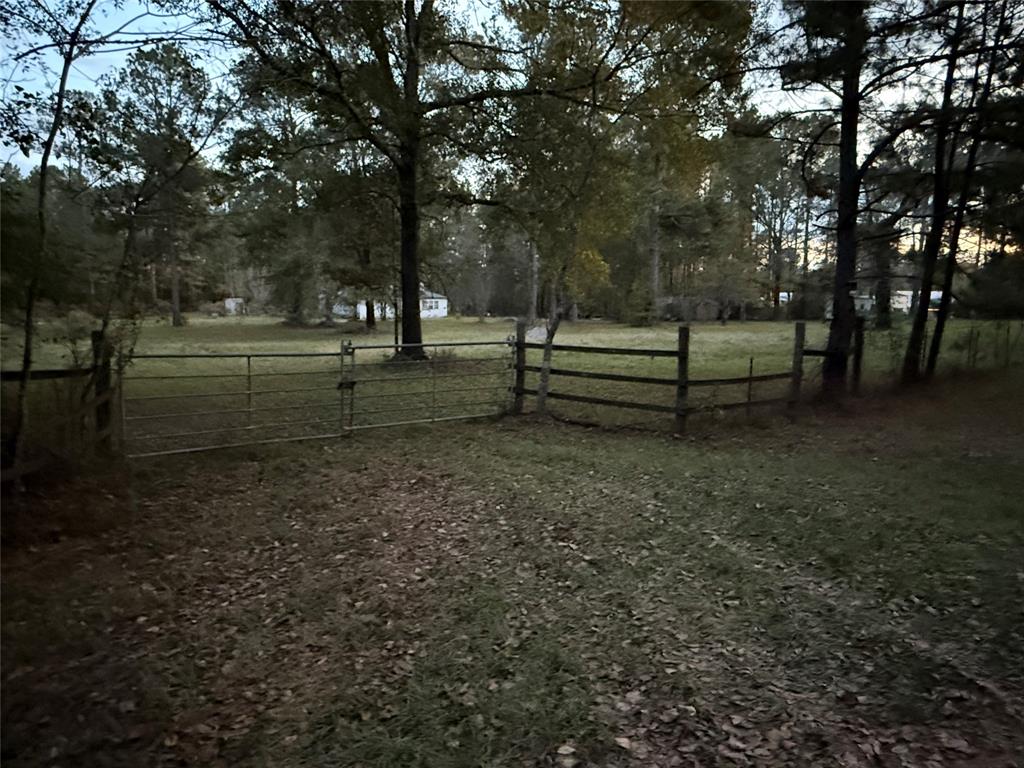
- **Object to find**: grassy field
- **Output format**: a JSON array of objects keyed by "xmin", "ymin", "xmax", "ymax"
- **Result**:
[
  {"xmin": 4, "ymin": 313, "xmax": 1022, "ymax": 375},
  {"xmin": 2, "ymin": 370, "xmax": 1023, "ymax": 766},
  {"xmin": 4, "ymin": 314, "xmax": 1023, "ymax": 452}
]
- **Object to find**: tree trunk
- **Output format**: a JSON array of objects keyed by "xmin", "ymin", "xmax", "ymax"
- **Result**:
[
  {"xmin": 393, "ymin": 284, "xmax": 400, "ymax": 352},
  {"xmin": 397, "ymin": 161, "xmax": 424, "ymax": 356},
  {"xmin": 798, "ymin": 199, "xmax": 810, "ymax": 320},
  {"xmin": 396, "ymin": 1, "xmax": 425, "ymax": 357},
  {"xmin": 8, "ymin": 3, "xmax": 95, "ymax": 465},
  {"xmin": 170, "ymin": 237, "xmax": 184, "ymax": 327},
  {"xmin": 358, "ymin": 246, "xmax": 376, "ymax": 329},
  {"xmin": 875, "ymin": 247, "xmax": 892, "ymax": 330},
  {"xmin": 772, "ymin": 271, "xmax": 781, "ymax": 319},
  {"xmin": 649, "ymin": 152, "xmax": 662, "ymax": 320},
  {"xmin": 536, "ymin": 281, "xmax": 561, "ymax": 415},
  {"xmin": 903, "ymin": 1, "xmax": 965, "ymax": 383},
  {"xmin": 527, "ymin": 240, "xmax": 539, "ymax": 325},
  {"xmin": 822, "ymin": 3, "xmax": 865, "ymax": 398}
]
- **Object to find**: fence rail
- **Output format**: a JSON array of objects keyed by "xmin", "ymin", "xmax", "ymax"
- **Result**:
[
  {"xmin": 1, "ymin": 337, "xmax": 113, "ymax": 483},
  {"xmin": 689, "ymin": 371, "xmax": 792, "ymax": 387},
  {"xmin": 519, "ymin": 388, "xmax": 678, "ymax": 414},
  {"xmin": 522, "ymin": 342, "xmax": 678, "ymax": 357},
  {"xmin": 514, "ymin": 321, "xmax": 806, "ymax": 432},
  {"xmin": 0, "ymin": 367, "xmax": 95, "ymax": 382},
  {"xmin": 7, "ymin": 319, "xmax": 1020, "ymax": 468},
  {"xmin": 521, "ymin": 365, "xmax": 677, "ymax": 386}
]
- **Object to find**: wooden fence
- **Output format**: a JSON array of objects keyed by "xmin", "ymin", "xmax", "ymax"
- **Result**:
[
  {"xmin": 1, "ymin": 331, "xmax": 115, "ymax": 483},
  {"xmin": 513, "ymin": 322, "xmax": 809, "ymax": 432}
]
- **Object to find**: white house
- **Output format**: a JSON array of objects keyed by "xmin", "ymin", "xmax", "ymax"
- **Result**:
[
  {"xmin": 892, "ymin": 290, "xmax": 943, "ymax": 312},
  {"xmin": 419, "ymin": 290, "xmax": 449, "ymax": 318},
  {"xmin": 334, "ymin": 288, "xmax": 449, "ymax": 320},
  {"xmin": 352, "ymin": 300, "xmax": 389, "ymax": 320},
  {"xmin": 224, "ymin": 297, "xmax": 246, "ymax": 315},
  {"xmin": 825, "ymin": 290, "xmax": 943, "ymax": 319}
]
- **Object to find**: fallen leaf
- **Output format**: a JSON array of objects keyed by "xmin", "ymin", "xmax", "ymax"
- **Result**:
[
  {"xmin": 659, "ymin": 708, "xmax": 679, "ymax": 723},
  {"xmin": 939, "ymin": 732, "xmax": 974, "ymax": 754}
]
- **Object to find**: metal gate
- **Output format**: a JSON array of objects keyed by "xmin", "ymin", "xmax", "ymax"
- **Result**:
[{"xmin": 122, "ymin": 340, "xmax": 514, "ymax": 458}]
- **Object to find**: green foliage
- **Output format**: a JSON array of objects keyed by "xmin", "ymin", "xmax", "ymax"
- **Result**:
[
  {"xmin": 566, "ymin": 249, "xmax": 612, "ymax": 316},
  {"xmin": 963, "ymin": 255, "xmax": 1024, "ymax": 318},
  {"xmin": 1, "ymin": 165, "xmax": 121, "ymax": 317}
]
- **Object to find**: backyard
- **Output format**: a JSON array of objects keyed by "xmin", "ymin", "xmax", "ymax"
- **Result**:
[
  {"xmin": 6, "ymin": 1, "xmax": 1024, "ymax": 764},
  {"xmin": 2, "ymin": 317, "xmax": 1023, "ymax": 766}
]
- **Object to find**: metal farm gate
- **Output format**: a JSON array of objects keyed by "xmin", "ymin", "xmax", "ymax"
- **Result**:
[{"xmin": 122, "ymin": 340, "xmax": 513, "ymax": 458}]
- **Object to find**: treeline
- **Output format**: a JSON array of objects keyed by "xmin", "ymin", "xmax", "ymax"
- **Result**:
[{"xmin": 2, "ymin": 0, "xmax": 1023, "ymax": 375}]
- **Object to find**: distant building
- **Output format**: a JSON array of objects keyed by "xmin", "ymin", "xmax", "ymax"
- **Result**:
[
  {"xmin": 419, "ymin": 290, "xmax": 449, "ymax": 318},
  {"xmin": 824, "ymin": 290, "xmax": 943, "ymax": 319},
  {"xmin": 224, "ymin": 297, "xmax": 246, "ymax": 315},
  {"xmin": 351, "ymin": 300, "xmax": 387, "ymax": 320},
  {"xmin": 892, "ymin": 290, "xmax": 943, "ymax": 312},
  {"xmin": 333, "ymin": 288, "xmax": 449, "ymax": 320}
]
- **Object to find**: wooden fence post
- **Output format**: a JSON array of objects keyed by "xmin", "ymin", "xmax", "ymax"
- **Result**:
[
  {"xmin": 789, "ymin": 322, "xmax": 805, "ymax": 414},
  {"xmin": 513, "ymin": 319, "xmax": 526, "ymax": 414},
  {"xmin": 851, "ymin": 316, "xmax": 865, "ymax": 395},
  {"xmin": 91, "ymin": 330, "xmax": 112, "ymax": 454},
  {"xmin": 675, "ymin": 324, "xmax": 689, "ymax": 434},
  {"xmin": 745, "ymin": 356, "xmax": 754, "ymax": 420},
  {"xmin": 1006, "ymin": 321, "xmax": 1012, "ymax": 369}
]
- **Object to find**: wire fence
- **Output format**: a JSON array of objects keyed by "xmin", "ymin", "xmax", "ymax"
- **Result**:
[
  {"xmin": 121, "ymin": 341, "xmax": 514, "ymax": 457},
  {"xmin": 10, "ymin": 318, "xmax": 1021, "ymax": 463}
]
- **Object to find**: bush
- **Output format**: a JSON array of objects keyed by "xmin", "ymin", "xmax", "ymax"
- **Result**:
[
  {"xmin": 624, "ymin": 281, "xmax": 656, "ymax": 326},
  {"xmin": 198, "ymin": 301, "xmax": 224, "ymax": 317},
  {"xmin": 64, "ymin": 308, "xmax": 98, "ymax": 339},
  {"xmin": 962, "ymin": 255, "xmax": 1024, "ymax": 318},
  {"xmin": 152, "ymin": 299, "xmax": 172, "ymax": 318}
]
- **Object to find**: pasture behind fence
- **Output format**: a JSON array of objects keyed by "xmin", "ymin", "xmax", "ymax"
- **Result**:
[
  {"xmin": 513, "ymin": 321, "xmax": 805, "ymax": 430},
  {"xmin": 1, "ymin": 331, "xmax": 115, "ymax": 482},
  {"xmin": 5, "ymin": 318, "xmax": 1021, "ymax": 469},
  {"xmin": 121, "ymin": 340, "xmax": 514, "ymax": 457}
]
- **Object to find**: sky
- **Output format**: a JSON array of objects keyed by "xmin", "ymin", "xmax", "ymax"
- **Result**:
[
  {"xmin": 1, "ymin": 0, "xmax": 234, "ymax": 171},
  {"xmin": 1, "ymin": 0, "xmax": 825, "ymax": 175}
]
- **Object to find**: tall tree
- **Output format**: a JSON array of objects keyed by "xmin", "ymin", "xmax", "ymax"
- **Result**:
[
  {"xmin": 86, "ymin": 44, "xmax": 229, "ymax": 328},
  {"xmin": 925, "ymin": 0, "xmax": 1020, "ymax": 377},
  {"xmin": 1, "ymin": 0, "xmax": 97, "ymax": 462},
  {"xmin": 207, "ymin": 0, "xmax": 750, "ymax": 355},
  {"xmin": 781, "ymin": 0, "xmax": 978, "ymax": 392},
  {"xmin": 784, "ymin": 1, "xmax": 868, "ymax": 396},
  {"xmin": 902, "ymin": 1, "xmax": 968, "ymax": 382}
]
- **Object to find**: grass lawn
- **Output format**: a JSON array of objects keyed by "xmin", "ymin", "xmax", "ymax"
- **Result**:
[
  {"xmin": 3, "ymin": 370, "xmax": 1023, "ymax": 766},
  {"xmin": 4, "ymin": 315, "xmax": 1022, "ymax": 445},
  {"xmin": 4, "ymin": 314, "xmax": 1021, "ymax": 377}
]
